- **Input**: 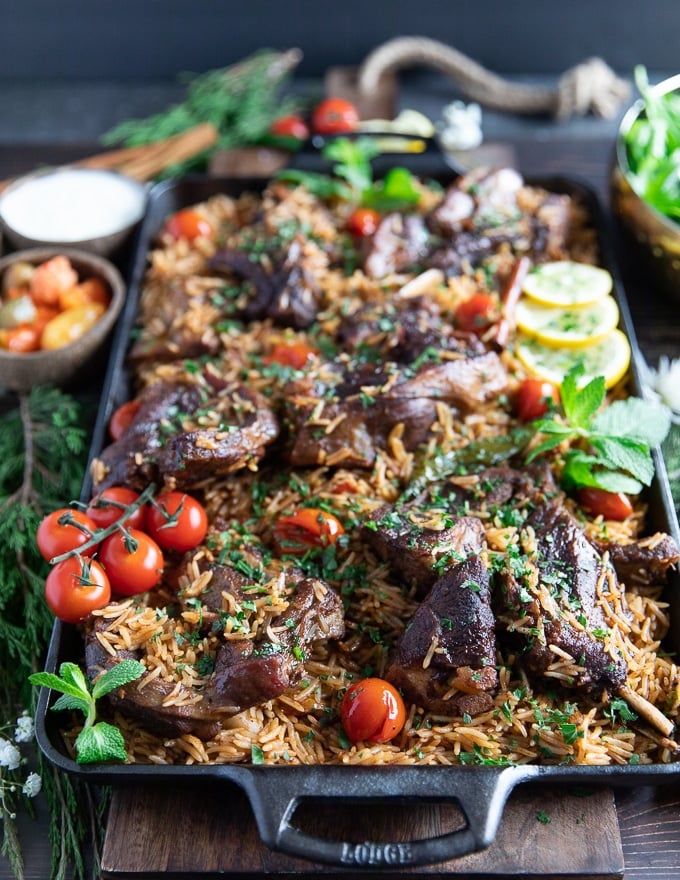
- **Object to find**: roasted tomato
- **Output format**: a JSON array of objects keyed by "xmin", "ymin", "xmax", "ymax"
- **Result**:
[
  {"xmin": 108, "ymin": 399, "xmax": 141, "ymax": 441},
  {"xmin": 577, "ymin": 487, "xmax": 634, "ymax": 521},
  {"xmin": 340, "ymin": 678, "xmax": 407, "ymax": 744},
  {"xmin": 311, "ymin": 98, "xmax": 360, "ymax": 135},
  {"xmin": 273, "ymin": 508, "xmax": 345, "ymax": 555},
  {"xmin": 346, "ymin": 207, "xmax": 381, "ymax": 237},
  {"xmin": 163, "ymin": 209, "xmax": 215, "ymax": 242},
  {"xmin": 45, "ymin": 557, "xmax": 111, "ymax": 623},
  {"xmin": 263, "ymin": 341, "xmax": 316, "ymax": 370},
  {"xmin": 455, "ymin": 292, "xmax": 497, "ymax": 334},
  {"xmin": 99, "ymin": 529, "xmax": 164, "ymax": 596},
  {"xmin": 85, "ymin": 487, "xmax": 146, "ymax": 531},
  {"xmin": 36, "ymin": 509, "xmax": 97, "ymax": 562},
  {"xmin": 515, "ymin": 377, "xmax": 560, "ymax": 422},
  {"xmin": 269, "ymin": 114, "xmax": 310, "ymax": 142},
  {"xmin": 146, "ymin": 492, "xmax": 209, "ymax": 553}
]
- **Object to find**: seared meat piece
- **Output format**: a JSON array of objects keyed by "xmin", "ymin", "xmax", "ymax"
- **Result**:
[
  {"xmin": 362, "ymin": 509, "xmax": 485, "ymax": 595},
  {"xmin": 337, "ymin": 296, "xmax": 484, "ymax": 364},
  {"xmin": 86, "ymin": 574, "xmax": 344, "ymax": 738},
  {"xmin": 386, "ymin": 553, "xmax": 498, "ymax": 717},
  {"xmin": 209, "ymin": 236, "xmax": 321, "ymax": 328},
  {"xmin": 428, "ymin": 188, "xmax": 475, "ymax": 236},
  {"xmin": 204, "ymin": 579, "xmax": 345, "ymax": 711},
  {"xmin": 443, "ymin": 463, "xmax": 561, "ymax": 515},
  {"xmin": 364, "ymin": 213, "xmax": 430, "ymax": 278},
  {"xmin": 530, "ymin": 192, "xmax": 572, "ymax": 259},
  {"xmin": 495, "ymin": 500, "xmax": 627, "ymax": 696},
  {"xmin": 93, "ymin": 380, "xmax": 279, "ymax": 492},
  {"xmin": 592, "ymin": 533, "xmax": 680, "ymax": 587},
  {"xmin": 285, "ymin": 352, "xmax": 509, "ymax": 469}
]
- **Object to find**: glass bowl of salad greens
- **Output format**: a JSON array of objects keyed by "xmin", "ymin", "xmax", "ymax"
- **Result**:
[{"xmin": 611, "ymin": 68, "xmax": 680, "ymax": 298}]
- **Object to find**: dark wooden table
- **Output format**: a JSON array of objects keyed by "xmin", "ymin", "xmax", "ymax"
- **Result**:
[{"xmin": 1, "ymin": 128, "xmax": 679, "ymax": 880}]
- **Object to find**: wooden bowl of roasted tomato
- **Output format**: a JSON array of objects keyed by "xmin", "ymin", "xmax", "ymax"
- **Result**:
[{"xmin": 0, "ymin": 248, "xmax": 125, "ymax": 393}]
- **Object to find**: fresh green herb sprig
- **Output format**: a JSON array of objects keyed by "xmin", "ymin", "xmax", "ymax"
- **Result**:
[
  {"xmin": 526, "ymin": 365, "xmax": 671, "ymax": 493},
  {"xmin": 277, "ymin": 137, "xmax": 421, "ymax": 210},
  {"xmin": 624, "ymin": 65, "xmax": 680, "ymax": 222},
  {"xmin": 30, "ymin": 661, "xmax": 144, "ymax": 765}
]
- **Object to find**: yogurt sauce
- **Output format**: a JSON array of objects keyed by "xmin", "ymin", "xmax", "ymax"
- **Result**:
[{"xmin": 0, "ymin": 169, "xmax": 146, "ymax": 241}]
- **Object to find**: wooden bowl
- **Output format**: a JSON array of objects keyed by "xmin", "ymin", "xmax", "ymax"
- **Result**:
[{"xmin": 0, "ymin": 248, "xmax": 125, "ymax": 393}]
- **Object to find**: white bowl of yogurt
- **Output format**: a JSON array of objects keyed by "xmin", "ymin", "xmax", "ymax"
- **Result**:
[{"xmin": 0, "ymin": 167, "xmax": 147, "ymax": 257}]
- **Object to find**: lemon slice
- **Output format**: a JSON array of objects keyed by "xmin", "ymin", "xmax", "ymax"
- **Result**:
[
  {"xmin": 516, "ymin": 328, "xmax": 631, "ymax": 389},
  {"xmin": 515, "ymin": 295, "xmax": 620, "ymax": 347},
  {"xmin": 522, "ymin": 261, "xmax": 613, "ymax": 307}
]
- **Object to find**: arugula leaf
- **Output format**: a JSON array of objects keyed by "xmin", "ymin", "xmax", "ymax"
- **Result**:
[{"xmin": 30, "ymin": 658, "xmax": 144, "ymax": 763}]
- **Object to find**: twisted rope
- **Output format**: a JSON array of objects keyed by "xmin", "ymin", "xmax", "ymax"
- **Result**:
[{"xmin": 357, "ymin": 36, "xmax": 630, "ymax": 120}]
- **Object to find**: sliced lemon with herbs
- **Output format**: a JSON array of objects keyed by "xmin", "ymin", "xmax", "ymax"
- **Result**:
[
  {"xmin": 516, "ymin": 328, "xmax": 631, "ymax": 389},
  {"xmin": 515, "ymin": 295, "xmax": 620, "ymax": 347},
  {"xmin": 522, "ymin": 261, "xmax": 613, "ymax": 307}
]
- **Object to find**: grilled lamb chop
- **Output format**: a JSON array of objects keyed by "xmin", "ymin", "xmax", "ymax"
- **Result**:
[
  {"xmin": 591, "ymin": 533, "xmax": 679, "ymax": 587},
  {"xmin": 93, "ymin": 379, "xmax": 279, "ymax": 492},
  {"xmin": 286, "ymin": 352, "xmax": 509, "ymax": 468},
  {"xmin": 85, "ymin": 572, "xmax": 344, "ymax": 738},
  {"xmin": 386, "ymin": 552, "xmax": 498, "ymax": 717},
  {"xmin": 362, "ymin": 509, "xmax": 485, "ymax": 596},
  {"xmin": 364, "ymin": 213, "xmax": 431, "ymax": 279},
  {"xmin": 495, "ymin": 500, "xmax": 627, "ymax": 696}
]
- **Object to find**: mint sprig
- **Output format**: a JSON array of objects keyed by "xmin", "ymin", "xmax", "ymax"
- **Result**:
[
  {"xmin": 30, "ymin": 659, "xmax": 145, "ymax": 764},
  {"xmin": 526, "ymin": 365, "xmax": 671, "ymax": 494}
]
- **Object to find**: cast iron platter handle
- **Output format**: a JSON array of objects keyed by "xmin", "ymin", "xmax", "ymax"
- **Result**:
[{"xmin": 236, "ymin": 763, "xmax": 539, "ymax": 868}]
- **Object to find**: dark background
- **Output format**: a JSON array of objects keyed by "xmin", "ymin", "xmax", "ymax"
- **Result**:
[{"xmin": 0, "ymin": 0, "xmax": 677, "ymax": 82}]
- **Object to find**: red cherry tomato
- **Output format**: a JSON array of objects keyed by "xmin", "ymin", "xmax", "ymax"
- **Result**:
[
  {"xmin": 163, "ymin": 209, "xmax": 215, "ymax": 242},
  {"xmin": 577, "ymin": 488, "xmax": 634, "ymax": 522},
  {"xmin": 36, "ymin": 509, "xmax": 97, "ymax": 562},
  {"xmin": 108, "ymin": 399, "xmax": 141, "ymax": 441},
  {"xmin": 269, "ymin": 115, "xmax": 310, "ymax": 141},
  {"xmin": 273, "ymin": 508, "xmax": 345, "ymax": 556},
  {"xmin": 311, "ymin": 98, "xmax": 360, "ymax": 135},
  {"xmin": 85, "ymin": 487, "xmax": 146, "ymax": 531},
  {"xmin": 99, "ymin": 529, "xmax": 164, "ymax": 596},
  {"xmin": 45, "ymin": 557, "xmax": 111, "ymax": 623},
  {"xmin": 347, "ymin": 207, "xmax": 381, "ymax": 237},
  {"xmin": 340, "ymin": 678, "xmax": 407, "ymax": 744},
  {"xmin": 455, "ymin": 293, "xmax": 497, "ymax": 334},
  {"xmin": 515, "ymin": 378, "xmax": 560, "ymax": 422},
  {"xmin": 146, "ymin": 492, "xmax": 209, "ymax": 553},
  {"xmin": 263, "ymin": 341, "xmax": 317, "ymax": 370}
]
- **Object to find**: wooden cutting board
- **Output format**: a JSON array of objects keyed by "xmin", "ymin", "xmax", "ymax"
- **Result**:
[{"xmin": 101, "ymin": 781, "xmax": 624, "ymax": 878}]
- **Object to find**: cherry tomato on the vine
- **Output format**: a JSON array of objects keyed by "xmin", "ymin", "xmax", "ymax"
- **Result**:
[
  {"xmin": 515, "ymin": 377, "xmax": 560, "ymax": 422},
  {"xmin": 146, "ymin": 492, "xmax": 209, "ymax": 553},
  {"xmin": 311, "ymin": 98, "xmax": 360, "ymax": 135},
  {"xmin": 45, "ymin": 557, "xmax": 111, "ymax": 623},
  {"xmin": 346, "ymin": 207, "xmax": 381, "ymax": 237},
  {"xmin": 99, "ymin": 529, "xmax": 164, "ymax": 596},
  {"xmin": 269, "ymin": 114, "xmax": 310, "ymax": 142},
  {"xmin": 455, "ymin": 292, "xmax": 497, "ymax": 334},
  {"xmin": 85, "ymin": 487, "xmax": 146, "ymax": 531},
  {"xmin": 340, "ymin": 678, "xmax": 407, "ymax": 744},
  {"xmin": 273, "ymin": 507, "xmax": 345, "ymax": 556},
  {"xmin": 577, "ymin": 487, "xmax": 634, "ymax": 522},
  {"xmin": 163, "ymin": 209, "xmax": 215, "ymax": 243},
  {"xmin": 108, "ymin": 399, "xmax": 141, "ymax": 441},
  {"xmin": 36, "ymin": 508, "xmax": 97, "ymax": 562},
  {"xmin": 263, "ymin": 341, "xmax": 317, "ymax": 370}
]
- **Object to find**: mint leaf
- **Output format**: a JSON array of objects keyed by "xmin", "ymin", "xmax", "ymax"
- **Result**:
[
  {"xmin": 525, "ymin": 434, "xmax": 569, "ymax": 462},
  {"xmin": 561, "ymin": 368, "xmax": 605, "ymax": 430},
  {"xmin": 75, "ymin": 721, "xmax": 128, "ymax": 764},
  {"xmin": 58, "ymin": 661, "xmax": 91, "ymax": 695},
  {"xmin": 589, "ymin": 435, "xmax": 655, "ymax": 486},
  {"xmin": 587, "ymin": 470, "xmax": 644, "ymax": 494},
  {"xmin": 52, "ymin": 693, "xmax": 91, "ymax": 715},
  {"xmin": 591, "ymin": 398, "xmax": 671, "ymax": 448},
  {"xmin": 29, "ymin": 671, "xmax": 90, "ymax": 702},
  {"xmin": 92, "ymin": 659, "xmax": 146, "ymax": 700}
]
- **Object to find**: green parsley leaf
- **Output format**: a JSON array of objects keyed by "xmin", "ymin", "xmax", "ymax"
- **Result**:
[{"xmin": 251, "ymin": 744, "xmax": 265, "ymax": 765}]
